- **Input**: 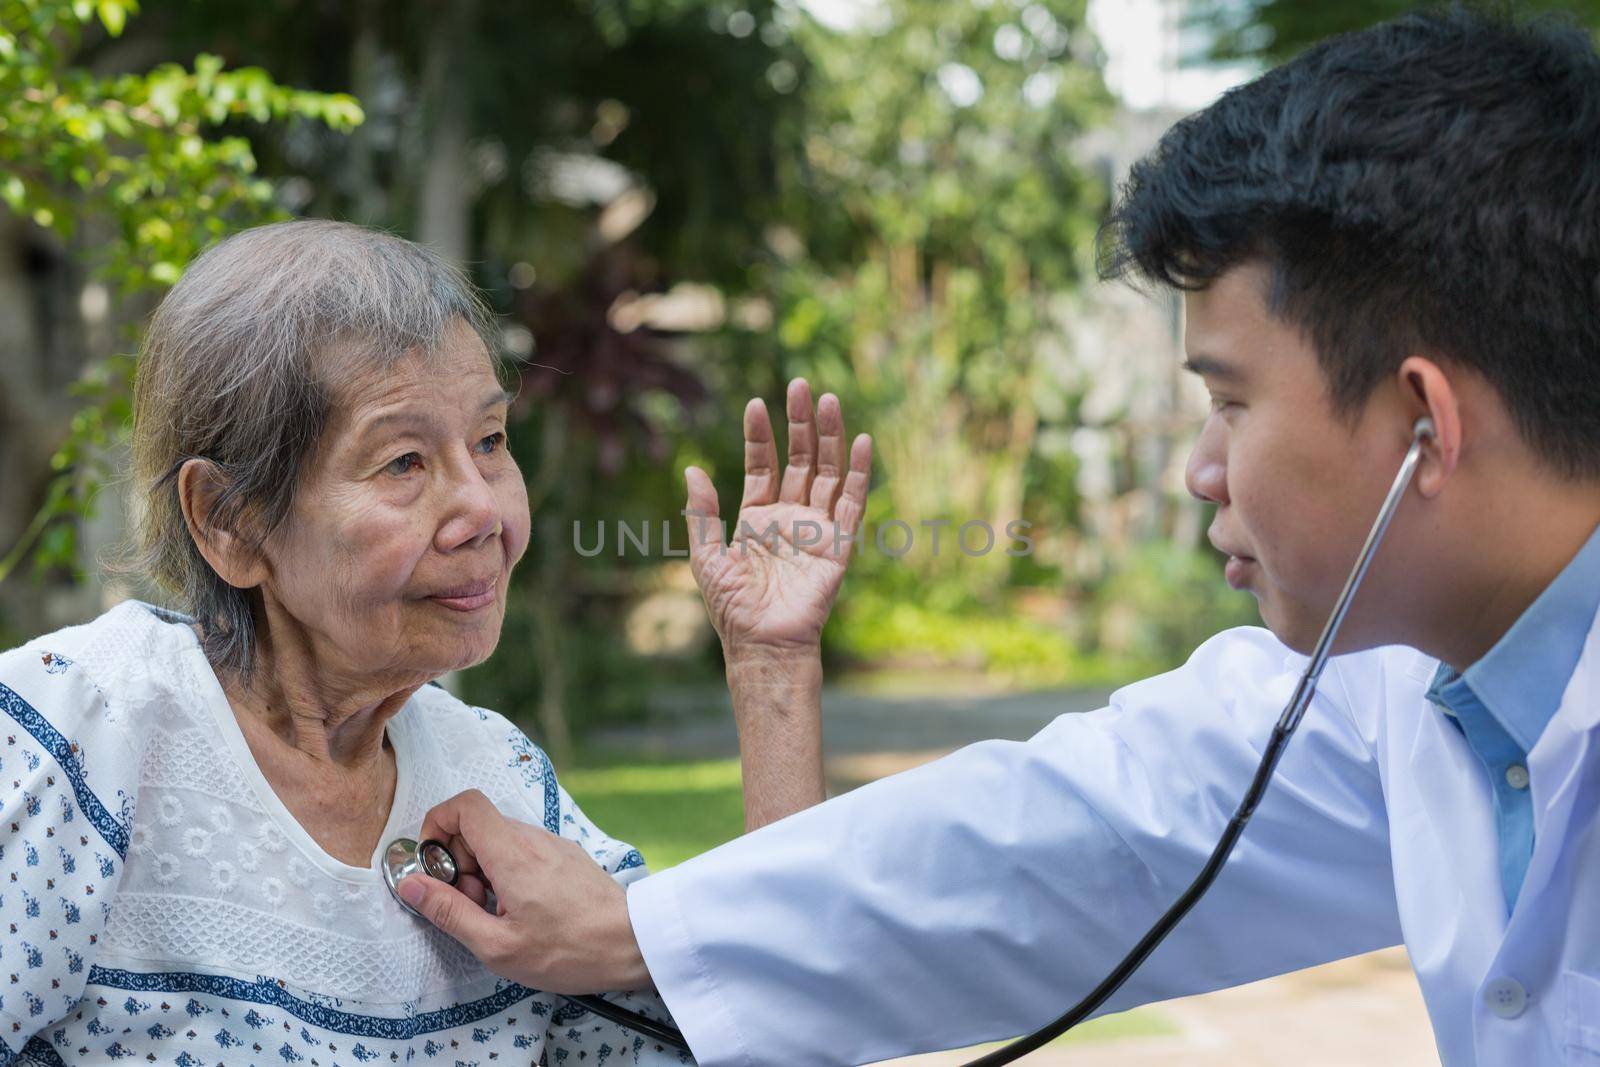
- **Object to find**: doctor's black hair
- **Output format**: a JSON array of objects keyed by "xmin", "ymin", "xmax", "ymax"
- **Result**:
[{"xmin": 1099, "ymin": 4, "xmax": 1600, "ymax": 480}]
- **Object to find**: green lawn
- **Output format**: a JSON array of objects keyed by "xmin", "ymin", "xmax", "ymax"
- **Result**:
[
  {"xmin": 563, "ymin": 756, "xmax": 748, "ymax": 870},
  {"xmin": 562, "ymin": 755, "xmax": 1178, "ymax": 1048}
]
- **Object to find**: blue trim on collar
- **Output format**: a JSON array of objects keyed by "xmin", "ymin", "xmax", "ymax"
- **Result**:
[{"xmin": 0, "ymin": 683, "xmax": 129, "ymax": 860}]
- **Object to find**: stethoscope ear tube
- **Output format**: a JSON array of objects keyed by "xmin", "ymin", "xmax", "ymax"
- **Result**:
[{"xmin": 962, "ymin": 416, "xmax": 1433, "ymax": 1067}]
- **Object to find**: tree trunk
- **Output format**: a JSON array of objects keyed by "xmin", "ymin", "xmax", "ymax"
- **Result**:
[
  {"xmin": 529, "ymin": 410, "xmax": 574, "ymax": 765},
  {"xmin": 415, "ymin": 1, "xmax": 474, "ymax": 262}
]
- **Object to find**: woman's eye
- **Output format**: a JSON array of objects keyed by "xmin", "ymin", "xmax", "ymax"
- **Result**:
[
  {"xmin": 385, "ymin": 452, "xmax": 422, "ymax": 476},
  {"xmin": 476, "ymin": 432, "xmax": 506, "ymax": 455}
]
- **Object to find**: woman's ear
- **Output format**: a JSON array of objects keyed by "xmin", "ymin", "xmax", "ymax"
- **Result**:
[
  {"xmin": 1397, "ymin": 355, "xmax": 1462, "ymax": 498},
  {"xmin": 176, "ymin": 459, "xmax": 269, "ymax": 590}
]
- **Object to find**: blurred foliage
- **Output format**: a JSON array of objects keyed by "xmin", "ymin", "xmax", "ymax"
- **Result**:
[
  {"xmin": 1095, "ymin": 542, "xmax": 1259, "ymax": 668},
  {"xmin": 1186, "ymin": 0, "xmax": 1600, "ymax": 64},
  {"xmin": 625, "ymin": 0, "xmax": 1140, "ymax": 703},
  {"xmin": 823, "ymin": 540, "xmax": 1257, "ymax": 685},
  {"xmin": 128, "ymin": 0, "xmax": 808, "ymax": 288},
  {"xmin": 828, "ymin": 589, "xmax": 1137, "ymax": 688},
  {"xmin": 3, "ymin": 0, "xmax": 1273, "ymax": 751},
  {"xmin": 770, "ymin": 0, "xmax": 1112, "ymax": 607},
  {"xmin": 0, "ymin": 0, "xmax": 359, "ymax": 583}
]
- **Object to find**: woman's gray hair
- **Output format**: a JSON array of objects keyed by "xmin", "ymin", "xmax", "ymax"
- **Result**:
[{"xmin": 127, "ymin": 219, "xmax": 502, "ymax": 678}]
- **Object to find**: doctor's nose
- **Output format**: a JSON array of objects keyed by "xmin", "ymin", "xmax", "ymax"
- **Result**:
[{"xmin": 1185, "ymin": 421, "xmax": 1229, "ymax": 506}]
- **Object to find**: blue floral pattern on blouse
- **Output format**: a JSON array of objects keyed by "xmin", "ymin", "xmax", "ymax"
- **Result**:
[{"xmin": 1, "ymin": 603, "xmax": 692, "ymax": 1066}]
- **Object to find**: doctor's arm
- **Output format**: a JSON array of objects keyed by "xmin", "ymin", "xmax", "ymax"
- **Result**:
[
  {"xmin": 406, "ymin": 627, "xmax": 1406, "ymax": 1066},
  {"xmin": 624, "ymin": 627, "xmax": 1407, "ymax": 1067}
]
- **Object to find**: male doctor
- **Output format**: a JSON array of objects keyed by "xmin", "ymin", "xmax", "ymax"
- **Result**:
[{"xmin": 397, "ymin": 8, "xmax": 1600, "ymax": 1064}]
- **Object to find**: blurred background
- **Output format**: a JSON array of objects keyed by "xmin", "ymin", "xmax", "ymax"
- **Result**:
[{"xmin": 3, "ymin": 0, "xmax": 1596, "ymax": 1061}]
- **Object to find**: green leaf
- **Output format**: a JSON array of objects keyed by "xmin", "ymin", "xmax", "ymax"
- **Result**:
[
  {"xmin": 97, "ymin": 0, "xmax": 126, "ymax": 37},
  {"xmin": 0, "ymin": 176, "xmax": 24, "ymax": 211},
  {"xmin": 319, "ymin": 94, "xmax": 365, "ymax": 130},
  {"xmin": 194, "ymin": 52, "xmax": 224, "ymax": 83},
  {"xmin": 0, "ymin": 0, "xmax": 363, "ymax": 580}
]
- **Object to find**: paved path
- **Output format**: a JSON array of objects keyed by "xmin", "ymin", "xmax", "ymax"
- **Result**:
[
  {"xmin": 592, "ymin": 675, "xmax": 1118, "ymax": 761},
  {"xmin": 870, "ymin": 947, "xmax": 1438, "ymax": 1066},
  {"xmin": 596, "ymin": 677, "xmax": 1441, "ymax": 1066}
]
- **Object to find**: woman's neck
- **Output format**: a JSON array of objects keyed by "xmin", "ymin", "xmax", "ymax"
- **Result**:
[
  {"xmin": 224, "ymin": 665, "xmax": 411, "ymax": 771},
  {"xmin": 206, "ymin": 605, "xmax": 425, "ymax": 770},
  {"xmin": 207, "ymin": 624, "xmax": 415, "ymax": 866}
]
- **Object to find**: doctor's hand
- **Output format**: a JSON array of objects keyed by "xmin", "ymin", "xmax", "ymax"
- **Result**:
[
  {"xmin": 685, "ymin": 377, "xmax": 872, "ymax": 659},
  {"xmin": 397, "ymin": 789, "xmax": 651, "ymax": 995}
]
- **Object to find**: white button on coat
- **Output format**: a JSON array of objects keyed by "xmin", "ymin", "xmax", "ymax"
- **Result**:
[
  {"xmin": 1484, "ymin": 977, "xmax": 1527, "ymax": 1019},
  {"xmin": 1505, "ymin": 764, "xmax": 1530, "ymax": 789}
]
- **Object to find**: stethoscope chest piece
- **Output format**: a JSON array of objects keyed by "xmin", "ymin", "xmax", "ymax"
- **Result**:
[
  {"xmin": 377, "ymin": 836, "xmax": 689, "ymax": 1050},
  {"xmin": 382, "ymin": 837, "xmax": 459, "ymax": 918}
]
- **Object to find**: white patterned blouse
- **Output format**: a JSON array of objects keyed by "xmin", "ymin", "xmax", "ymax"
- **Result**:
[{"xmin": 0, "ymin": 599, "xmax": 690, "ymax": 1066}]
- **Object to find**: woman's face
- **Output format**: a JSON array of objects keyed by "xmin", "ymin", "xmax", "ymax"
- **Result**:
[{"xmin": 258, "ymin": 321, "xmax": 530, "ymax": 685}]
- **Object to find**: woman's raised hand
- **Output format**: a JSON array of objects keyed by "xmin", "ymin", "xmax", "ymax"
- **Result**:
[{"xmin": 684, "ymin": 378, "xmax": 871, "ymax": 658}]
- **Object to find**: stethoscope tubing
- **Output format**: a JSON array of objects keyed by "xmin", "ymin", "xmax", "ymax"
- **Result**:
[
  {"xmin": 565, "ymin": 993, "xmax": 691, "ymax": 1050},
  {"xmin": 962, "ymin": 416, "xmax": 1434, "ymax": 1066}
]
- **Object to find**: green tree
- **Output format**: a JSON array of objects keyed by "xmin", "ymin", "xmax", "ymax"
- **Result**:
[
  {"xmin": 96, "ymin": 0, "xmax": 814, "ymax": 757},
  {"xmin": 771, "ymin": 0, "xmax": 1111, "ymax": 603},
  {"xmin": 0, "ymin": 0, "xmax": 360, "ymax": 583},
  {"xmin": 0, "ymin": 0, "xmax": 809, "ymax": 756},
  {"xmin": 1188, "ymin": 0, "xmax": 1600, "ymax": 65}
]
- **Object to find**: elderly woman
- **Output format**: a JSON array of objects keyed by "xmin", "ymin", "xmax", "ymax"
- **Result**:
[{"xmin": 0, "ymin": 220, "xmax": 870, "ymax": 1065}]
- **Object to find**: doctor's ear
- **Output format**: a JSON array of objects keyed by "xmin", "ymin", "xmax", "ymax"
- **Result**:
[
  {"xmin": 1397, "ymin": 355, "xmax": 1462, "ymax": 498},
  {"xmin": 176, "ymin": 458, "xmax": 270, "ymax": 591}
]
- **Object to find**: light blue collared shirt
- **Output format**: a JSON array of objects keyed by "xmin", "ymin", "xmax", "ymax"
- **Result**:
[{"xmin": 1425, "ymin": 518, "xmax": 1600, "ymax": 914}]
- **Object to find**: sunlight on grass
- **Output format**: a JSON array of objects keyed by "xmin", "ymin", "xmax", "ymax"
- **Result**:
[
  {"xmin": 562, "ymin": 757, "xmax": 746, "ymax": 869},
  {"xmin": 1013, "ymin": 1008, "xmax": 1178, "ymax": 1045}
]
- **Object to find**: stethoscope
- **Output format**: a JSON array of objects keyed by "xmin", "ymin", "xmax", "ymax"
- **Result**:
[
  {"xmin": 378, "ymin": 838, "xmax": 691, "ymax": 1049},
  {"xmin": 382, "ymin": 416, "xmax": 1435, "ymax": 1065}
]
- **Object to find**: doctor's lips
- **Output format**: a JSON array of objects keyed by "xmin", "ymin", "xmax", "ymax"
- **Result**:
[{"xmin": 427, "ymin": 577, "xmax": 498, "ymax": 611}]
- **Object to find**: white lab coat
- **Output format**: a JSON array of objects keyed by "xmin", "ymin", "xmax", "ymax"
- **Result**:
[{"xmin": 626, "ymin": 618, "xmax": 1600, "ymax": 1066}]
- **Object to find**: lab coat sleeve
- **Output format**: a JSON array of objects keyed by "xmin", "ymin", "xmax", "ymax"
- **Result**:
[
  {"xmin": 625, "ymin": 626, "xmax": 1403, "ymax": 1067},
  {"xmin": 0, "ymin": 642, "xmax": 138, "ymax": 1066}
]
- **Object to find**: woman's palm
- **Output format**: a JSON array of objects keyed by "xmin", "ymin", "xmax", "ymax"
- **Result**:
[{"xmin": 685, "ymin": 380, "xmax": 871, "ymax": 653}]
